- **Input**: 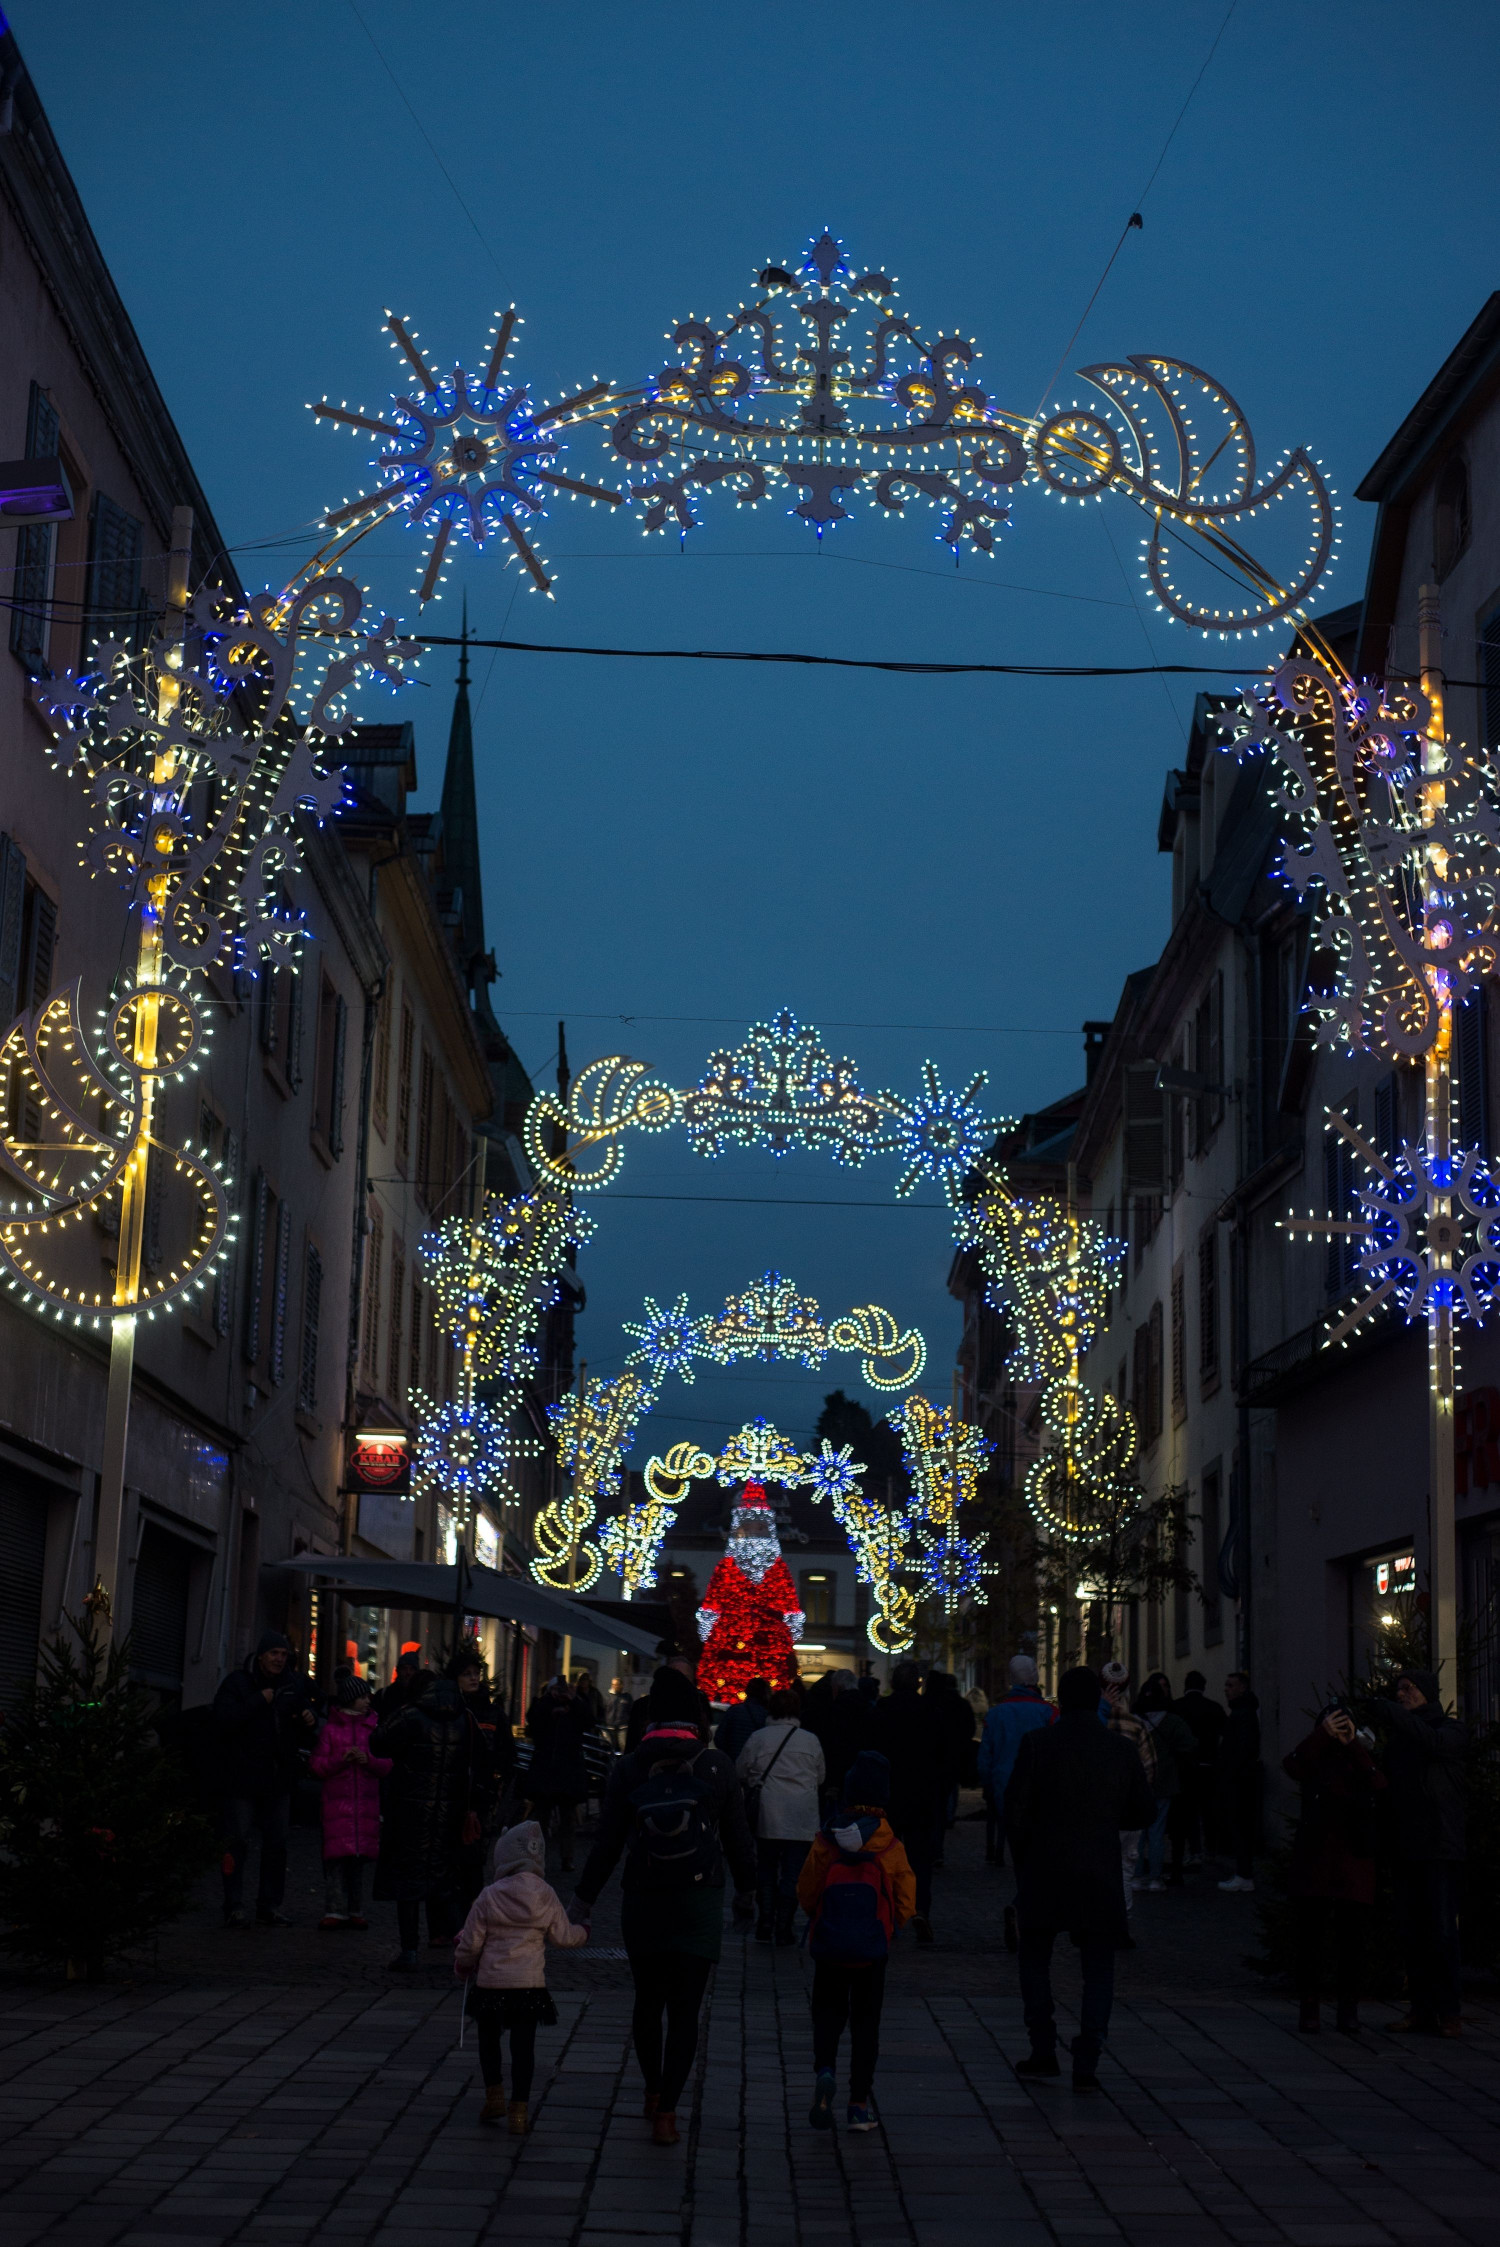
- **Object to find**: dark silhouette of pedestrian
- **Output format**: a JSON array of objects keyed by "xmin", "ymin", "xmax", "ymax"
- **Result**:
[
  {"xmin": 1216, "ymin": 1672, "xmax": 1261, "ymax": 1892},
  {"xmin": 1379, "ymin": 1667, "xmax": 1466, "ymax": 2036},
  {"xmin": 212, "ymin": 1630, "xmax": 317, "ymax": 1928},
  {"xmin": 523, "ymin": 1675, "xmax": 593, "ymax": 1872},
  {"xmin": 1283, "ymin": 1704, "xmax": 1386, "ymax": 2033},
  {"xmin": 1003, "ymin": 1664, "xmax": 1155, "ymax": 2091},
  {"xmin": 373, "ymin": 1669, "xmax": 477, "ymax": 1967},
  {"xmin": 871, "ymin": 1661, "xmax": 950, "ymax": 1942},
  {"xmin": 1168, "ymin": 1669, "xmax": 1225, "ymax": 1880}
]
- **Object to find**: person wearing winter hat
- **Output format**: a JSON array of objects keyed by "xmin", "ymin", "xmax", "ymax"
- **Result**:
[
  {"xmin": 310, "ymin": 1674, "xmax": 392, "ymax": 1929},
  {"xmin": 211, "ymin": 1629, "xmax": 317, "ymax": 1928},
  {"xmin": 797, "ymin": 1750, "xmax": 916, "ymax": 2133},
  {"xmin": 454, "ymin": 1819, "xmax": 588, "ymax": 2134},
  {"xmin": 572, "ymin": 1660, "xmax": 756, "ymax": 2146}
]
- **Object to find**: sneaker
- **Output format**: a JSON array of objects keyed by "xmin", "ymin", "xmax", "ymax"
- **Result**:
[
  {"xmin": 809, "ymin": 2070, "xmax": 836, "ymax": 2130},
  {"xmin": 255, "ymin": 1907, "xmax": 292, "ymax": 1927},
  {"xmin": 1131, "ymin": 1877, "xmax": 1151, "ymax": 1891},
  {"xmin": 222, "ymin": 1906, "xmax": 250, "ymax": 1930},
  {"xmin": 1216, "ymin": 1875, "xmax": 1255, "ymax": 1893},
  {"xmin": 317, "ymin": 1912, "xmax": 349, "ymax": 1931},
  {"xmin": 846, "ymin": 2101, "xmax": 876, "ymax": 2132},
  {"xmin": 1145, "ymin": 1880, "xmax": 1167, "ymax": 1893},
  {"xmin": 347, "ymin": 1913, "xmax": 369, "ymax": 1931},
  {"xmin": 1072, "ymin": 2062, "xmax": 1102, "ymax": 2093}
]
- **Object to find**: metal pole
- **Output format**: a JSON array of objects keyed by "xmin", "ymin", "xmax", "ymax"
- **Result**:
[
  {"xmin": 92, "ymin": 506, "xmax": 193, "ymax": 1639},
  {"xmin": 560, "ymin": 1359, "xmax": 585, "ymax": 1680},
  {"xmin": 1419, "ymin": 583, "xmax": 1458, "ymax": 1700}
]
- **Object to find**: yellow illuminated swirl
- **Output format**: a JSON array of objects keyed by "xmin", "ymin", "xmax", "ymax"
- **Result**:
[
  {"xmin": 530, "ymin": 1493, "xmax": 603, "ymax": 1593},
  {"xmin": 522, "ymin": 1056, "xmax": 680, "ymax": 1192},
  {"xmin": 828, "ymin": 1303, "xmax": 926, "ymax": 1391},
  {"xmin": 643, "ymin": 1443, "xmax": 715, "ymax": 1505},
  {"xmin": 868, "ymin": 1578, "xmax": 917, "ymax": 1653},
  {"xmin": 1023, "ymin": 1378, "xmax": 1138, "ymax": 1543}
]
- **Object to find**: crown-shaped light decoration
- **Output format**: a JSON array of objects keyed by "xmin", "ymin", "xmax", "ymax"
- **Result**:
[
  {"xmin": 314, "ymin": 309, "xmax": 624, "ymax": 602},
  {"xmin": 713, "ymin": 1414, "xmax": 808, "ymax": 1490},
  {"xmin": 702, "ymin": 1270, "xmax": 829, "ymax": 1368},
  {"xmin": 1219, "ymin": 655, "xmax": 1500, "ymax": 1057}
]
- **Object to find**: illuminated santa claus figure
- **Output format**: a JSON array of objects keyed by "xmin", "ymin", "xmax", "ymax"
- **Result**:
[{"xmin": 695, "ymin": 1482, "xmax": 805, "ymax": 1702}]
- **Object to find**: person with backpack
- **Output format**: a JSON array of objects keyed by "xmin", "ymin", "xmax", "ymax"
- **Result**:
[
  {"xmin": 571, "ymin": 1665, "xmax": 755, "ymax": 2146},
  {"xmin": 735, "ymin": 1689, "xmax": 825, "ymax": 1944},
  {"xmin": 797, "ymin": 1750, "xmax": 915, "ymax": 2133}
]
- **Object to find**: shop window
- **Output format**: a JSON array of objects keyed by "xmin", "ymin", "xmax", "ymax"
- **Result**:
[{"xmin": 800, "ymin": 1572, "xmax": 834, "ymax": 1627}]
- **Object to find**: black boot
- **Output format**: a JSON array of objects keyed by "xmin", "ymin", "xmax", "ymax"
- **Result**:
[
  {"xmin": 1335, "ymin": 1999, "xmax": 1360, "ymax": 2035},
  {"xmin": 1014, "ymin": 2046, "xmax": 1060, "ymax": 2080},
  {"xmin": 774, "ymin": 1903, "xmax": 797, "ymax": 1947},
  {"xmin": 1071, "ymin": 2036, "xmax": 1101, "ymax": 2092}
]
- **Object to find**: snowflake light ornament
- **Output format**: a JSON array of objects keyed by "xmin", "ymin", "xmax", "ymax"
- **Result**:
[
  {"xmin": 623, "ymin": 1291, "xmax": 704, "ymax": 1386},
  {"xmin": 911, "ymin": 1529, "xmax": 996, "ymax": 1616},
  {"xmin": 882, "ymin": 1060, "xmax": 997, "ymax": 1202},
  {"xmin": 1283, "ymin": 1111, "xmax": 1500, "ymax": 1347},
  {"xmin": 314, "ymin": 308, "xmax": 623, "ymax": 601}
]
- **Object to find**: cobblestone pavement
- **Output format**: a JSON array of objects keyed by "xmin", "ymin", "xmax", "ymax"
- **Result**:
[{"xmin": 2, "ymin": 1803, "xmax": 1497, "ymax": 2247}]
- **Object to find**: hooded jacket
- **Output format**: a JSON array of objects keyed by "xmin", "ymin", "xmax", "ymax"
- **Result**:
[
  {"xmin": 797, "ymin": 1810, "xmax": 917, "ymax": 1927},
  {"xmin": 211, "ymin": 1645, "xmax": 317, "ymax": 1797},
  {"xmin": 454, "ymin": 1824, "xmax": 588, "ymax": 1988},
  {"xmin": 309, "ymin": 1708, "xmax": 392, "ymax": 1860},
  {"xmin": 977, "ymin": 1687, "xmax": 1055, "ymax": 1798}
]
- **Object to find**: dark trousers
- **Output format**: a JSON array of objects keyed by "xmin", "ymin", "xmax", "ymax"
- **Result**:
[
  {"xmin": 1292, "ymin": 1894, "xmax": 1369, "ymax": 2007},
  {"xmin": 527, "ymin": 1793, "xmax": 579, "ymax": 1867},
  {"xmin": 323, "ymin": 1857, "xmax": 368, "ymax": 1915},
  {"xmin": 811, "ymin": 1960, "xmax": 886, "ymax": 2099},
  {"xmin": 477, "ymin": 2015, "xmax": 538, "ymax": 2099},
  {"xmin": 983, "ymin": 1788, "xmax": 1004, "ymax": 1864},
  {"xmin": 1227, "ymin": 1773, "xmax": 1260, "ymax": 1879},
  {"xmin": 895, "ymin": 1810, "xmax": 941, "ymax": 1916},
  {"xmin": 756, "ymin": 1837, "xmax": 807, "ymax": 1927},
  {"xmin": 1018, "ymin": 1929, "xmax": 1114, "ymax": 2063},
  {"xmin": 223, "ymin": 1792, "xmax": 290, "ymax": 1912},
  {"xmin": 1167, "ymin": 1779, "xmax": 1204, "ymax": 1874},
  {"xmin": 1399, "ymin": 1862, "xmax": 1463, "ymax": 2023},
  {"xmin": 397, "ymin": 1895, "xmax": 454, "ymax": 1950},
  {"xmin": 629, "ymin": 1951, "xmax": 713, "ymax": 2113}
]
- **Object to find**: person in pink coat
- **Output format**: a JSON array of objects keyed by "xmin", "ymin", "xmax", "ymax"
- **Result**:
[
  {"xmin": 455, "ymin": 1818, "xmax": 587, "ymax": 2135},
  {"xmin": 310, "ymin": 1672, "xmax": 392, "ymax": 1929}
]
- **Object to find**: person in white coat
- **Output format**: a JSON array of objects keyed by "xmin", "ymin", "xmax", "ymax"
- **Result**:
[{"xmin": 736, "ymin": 1690, "xmax": 826, "ymax": 1944}]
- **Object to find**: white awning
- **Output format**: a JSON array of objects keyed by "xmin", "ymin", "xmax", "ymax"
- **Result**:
[{"xmin": 274, "ymin": 1555, "xmax": 662, "ymax": 1661}]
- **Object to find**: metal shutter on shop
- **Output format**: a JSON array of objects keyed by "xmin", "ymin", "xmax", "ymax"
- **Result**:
[
  {"xmin": 0, "ymin": 1477, "xmax": 48, "ymax": 1704},
  {"xmin": 130, "ymin": 1523, "xmax": 192, "ymax": 1695}
]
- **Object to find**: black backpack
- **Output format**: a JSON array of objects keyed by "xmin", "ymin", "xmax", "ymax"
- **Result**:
[{"xmin": 627, "ymin": 1750, "xmax": 722, "ymax": 1886}]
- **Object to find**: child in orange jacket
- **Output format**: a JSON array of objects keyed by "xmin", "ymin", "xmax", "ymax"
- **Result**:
[{"xmin": 797, "ymin": 1750, "xmax": 915, "ymax": 2133}]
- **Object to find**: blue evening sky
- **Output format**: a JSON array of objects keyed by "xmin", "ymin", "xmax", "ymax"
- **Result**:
[{"xmin": 13, "ymin": 0, "xmax": 1500, "ymax": 1458}]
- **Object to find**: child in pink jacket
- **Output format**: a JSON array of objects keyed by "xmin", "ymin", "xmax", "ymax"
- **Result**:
[
  {"xmin": 310, "ymin": 1673, "xmax": 391, "ymax": 1929},
  {"xmin": 455, "ymin": 1818, "xmax": 587, "ymax": 2135}
]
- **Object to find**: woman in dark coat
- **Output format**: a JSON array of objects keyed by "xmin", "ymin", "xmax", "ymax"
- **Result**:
[
  {"xmin": 1283, "ymin": 1706, "xmax": 1387, "ymax": 2034},
  {"xmin": 572, "ymin": 1665, "xmax": 756, "ymax": 2146},
  {"xmin": 524, "ymin": 1675, "xmax": 594, "ymax": 1873},
  {"xmin": 449, "ymin": 1645, "xmax": 515, "ymax": 1914},
  {"xmin": 373, "ymin": 1671, "xmax": 477, "ymax": 1968}
]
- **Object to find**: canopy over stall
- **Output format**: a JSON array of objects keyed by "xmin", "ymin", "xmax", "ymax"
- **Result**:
[{"xmin": 274, "ymin": 1555, "xmax": 665, "ymax": 1662}]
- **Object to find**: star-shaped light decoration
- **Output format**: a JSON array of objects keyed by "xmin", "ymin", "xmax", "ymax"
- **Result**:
[
  {"xmin": 623, "ymin": 1291, "xmax": 705, "ymax": 1386},
  {"xmin": 314, "ymin": 309, "xmax": 623, "ymax": 601}
]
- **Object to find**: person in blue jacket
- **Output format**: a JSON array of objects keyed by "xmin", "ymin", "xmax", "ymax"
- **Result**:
[{"xmin": 977, "ymin": 1655, "xmax": 1055, "ymax": 1865}]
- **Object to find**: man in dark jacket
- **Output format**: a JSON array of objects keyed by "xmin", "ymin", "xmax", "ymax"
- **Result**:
[
  {"xmin": 625, "ymin": 1657, "xmax": 713, "ymax": 1750},
  {"xmin": 1216, "ymin": 1672, "xmax": 1261, "ymax": 1892},
  {"xmin": 523, "ymin": 1675, "xmax": 594, "ymax": 1872},
  {"xmin": 714, "ymin": 1676, "xmax": 772, "ymax": 1759},
  {"xmin": 572, "ymin": 1665, "xmax": 756, "ymax": 2145},
  {"xmin": 373, "ymin": 1670, "xmax": 476, "ymax": 1967},
  {"xmin": 872, "ymin": 1662, "xmax": 952, "ymax": 1942},
  {"xmin": 212, "ymin": 1631, "xmax": 317, "ymax": 1927},
  {"xmin": 1381, "ymin": 1668, "xmax": 1467, "ymax": 2035},
  {"xmin": 1004, "ymin": 1665, "xmax": 1156, "ymax": 2091}
]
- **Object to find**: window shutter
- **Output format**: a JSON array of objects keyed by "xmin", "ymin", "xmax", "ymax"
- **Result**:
[
  {"xmin": 329, "ymin": 994, "xmax": 347, "ymax": 1157},
  {"xmin": 1209, "ymin": 970, "xmax": 1225, "ymax": 1127},
  {"xmin": 1456, "ymin": 986, "xmax": 1488, "ymax": 1156},
  {"xmin": 215, "ymin": 1129, "xmax": 239, "ymax": 1338},
  {"xmin": 82, "ymin": 492, "xmax": 145, "ymax": 655},
  {"xmin": 285, "ymin": 959, "xmax": 304, "ymax": 1091},
  {"xmin": 259, "ymin": 969, "xmax": 278, "ymax": 1055},
  {"xmin": 416, "ymin": 1048, "xmax": 435, "ymax": 1203},
  {"xmin": 1198, "ymin": 1230, "xmax": 1219, "ymax": 1377},
  {"xmin": 244, "ymin": 1170, "xmax": 268, "ymax": 1363},
  {"xmin": 0, "ymin": 837, "xmax": 27, "ymax": 1030},
  {"xmin": 388, "ymin": 1245, "xmax": 406, "ymax": 1402},
  {"xmin": 361, "ymin": 1208, "xmax": 383, "ymax": 1385},
  {"xmin": 9, "ymin": 385, "xmax": 60, "ymax": 678},
  {"xmin": 298, "ymin": 1243, "xmax": 323, "ymax": 1412},
  {"xmin": 1170, "ymin": 1266, "xmax": 1185, "ymax": 1402},
  {"xmin": 269, "ymin": 1199, "xmax": 291, "ymax": 1384},
  {"xmin": 1148, "ymin": 1300, "xmax": 1164, "ymax": 1442}
]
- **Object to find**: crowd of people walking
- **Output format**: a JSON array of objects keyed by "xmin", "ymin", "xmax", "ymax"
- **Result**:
[{"xmin": 205, "ymin": 1633, "xmax": 1473, "ymax": 2137}]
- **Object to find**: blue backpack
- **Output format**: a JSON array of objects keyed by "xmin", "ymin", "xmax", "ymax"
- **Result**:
[
  {"xmin": 627, "ymin": 1751, "xmax": 722, "ymax": 1887},
  {"xmin": 808, "ymin": 1829, "xmax": 896, "ymax": 1963}
]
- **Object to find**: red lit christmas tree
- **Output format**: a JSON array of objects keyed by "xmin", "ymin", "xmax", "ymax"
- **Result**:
[{"xmin": 695, "ymin": 1483, "xmax": 805, "ymax": 1702}]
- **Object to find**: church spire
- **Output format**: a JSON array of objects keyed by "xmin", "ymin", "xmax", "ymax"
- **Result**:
[{"xmin": 437, "ymin": 590, "xmax": 489, "ymax": 1008}]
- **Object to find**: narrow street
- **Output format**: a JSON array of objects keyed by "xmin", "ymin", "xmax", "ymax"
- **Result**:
[{"xmin": 3, "ymin": 1807, "xmax": 1494, "ymax": 2247}]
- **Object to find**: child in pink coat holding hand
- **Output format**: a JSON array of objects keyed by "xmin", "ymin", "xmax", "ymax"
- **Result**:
[
  {"xmin": 455, "ymin": 1818, "xmax": 587, "ymax": 2134},
  {"xmin": 310, "ymin": 1673, "xmax": 392, "ymax": 1928}
]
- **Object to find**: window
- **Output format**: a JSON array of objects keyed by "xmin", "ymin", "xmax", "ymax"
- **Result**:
[
  {"xmin": 242, "ymin": 1172, "xmax": 287, "ymax": 1381},
  {"xmin": 259, "ymin": 957, "xmax": 303, "ymax": 1087},
  {"xmin": 1198, "ymin": 1228, "xmax": 1219, "ymax": 1382},
  {"xmin": 372, "ymin": 979, "xmax": 391, "ymax": 1140},
  {"xmin": 1132, "ymin": 1308, "xmax": 1164, "ymax": 1447},
  {"xmin": 10, "ymin": 383, "xmax": 60, "ymax": 677},
  {"xmin": 361, "ymin": 1208, "xmax": 383, "ymax": 1386},
  {"xmin": 298, "ymin": 1243, "xmax": 323, "ymax": 1413},
  {"xmin": 1192, "ymin": 971, "xmax": 1224, "ymax": 1152},
  {"xmin": 269, "ymin": 1200, "xmax": 291, "ymax": 1385},
  {"xmin": 1200, "ymin": 1462, "xmax": 1224, "ymax": 1647},
  {"xmin": 1170, "ymin": 1262, "xmax": 1186, "ymax": 1411},
  {"xmin": 416, "ymin": 1046, "xmax": 435, "ymax": 1207},
  {"xmin": 3, "ymin": 861, "xmax": 58, "ymax": 1139},
  {"xmin": 1325, "ymin": 1102, "xmax": 1360, "ymax": 1296},
  {"xmin": 800, "ymin": 1572, "xmax": 834, "ymax": 1627},
  {"xmin": 388, "ymin": 1243, "xmax": 406, "ymax": 1403},
  {"xmin": 1432, "ymin": 453, "xmax": 1470, "ymax": 580},
  {"xmin": 313, "ymin": 973, "xmax": 347, "ymax": 1155},
  {"xmin": 81, "ymin": 492, "xmax": 144, "ymax": 654},
  {"xmin": 396, "ymin": 1001, "xmax": 415, "ymax": 1175}
]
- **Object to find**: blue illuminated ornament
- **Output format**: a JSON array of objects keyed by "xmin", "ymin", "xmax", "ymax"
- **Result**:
[
  {"xmin": 911, "ymin": 1530, "xmax": 992, "ymax": 1613},
  {"xmin": 883, "ymin": 1060, "xmax": 996, "ymax": 1203},
  {"xmin": 702, "ymin": 1270, "xmax": 828, "ymax": 1368},
  {"xmin": 411, "ymin": 1400, "xmax": 521, "ymax": 1504},
  {"xmin": 683, "ymin": 1009, "xmax": 887, "ymax": 1167},
  {"xmin": 802, "ymin": 1439, "xmax": 864, "ymax": 1508},
  {"xmin": 314, "ymin": 309, "xmax": 623, "ymax": 602},
  {"xmin": 623, "ymin": 1291, "xmax": 704, "ymax": 1385}
]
